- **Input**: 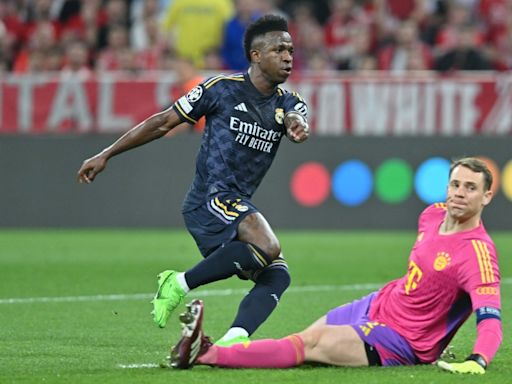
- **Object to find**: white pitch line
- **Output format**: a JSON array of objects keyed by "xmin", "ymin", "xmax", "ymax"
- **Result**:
[
  {"xmin": 0, "ymin": 293, "xmax": 153, "ymax": 304},
  {"xmin": 0, "ymin": 283, "xmax": 383, "ymax": 305},
  {"xmin": 118, "ymin": 363, "xmax": 160, "ymax": 369},
  {"xmin": 2, "ymin": 277, "xmax": 510, "ymax": 305}
]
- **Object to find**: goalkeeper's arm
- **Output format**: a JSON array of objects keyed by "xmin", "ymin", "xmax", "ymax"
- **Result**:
[{"xmin": 438, "ymin": 307, "xmax": 502, "ymax": 374}]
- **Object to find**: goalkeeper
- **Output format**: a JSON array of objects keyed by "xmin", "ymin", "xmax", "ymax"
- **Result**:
[{"xmin": 172, "ymin": 157, "xmax": 502, "ymax": 374}]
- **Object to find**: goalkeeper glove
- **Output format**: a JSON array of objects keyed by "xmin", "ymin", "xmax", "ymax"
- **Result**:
[{"xmin": 437, "ymin": 354, "xmax": 487, "ymax": 375}]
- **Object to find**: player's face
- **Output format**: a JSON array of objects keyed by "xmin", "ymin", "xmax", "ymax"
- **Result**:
[
  {"xmin": 446, "ymin": 165, "xmax": 492, "ymax": 221},
  {"xmin": 255, "ymin": 31, "xmax": 293, "ymax": 84}
]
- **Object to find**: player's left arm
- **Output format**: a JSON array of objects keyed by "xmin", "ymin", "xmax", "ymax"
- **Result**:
[
  {"xmin": 284, "ymin": 111, "xmax": 309, "ymax": 143},
  {"xmin": 438, "ymin": 240, "xmax": 502, "ymax": 374},
  {"xmin": 283, "ymin": 92, "xmax": 309, "ymax": 143},
  {"xmin": 437, "ymin": 305, "xmax": 502, "ymax": 375}
]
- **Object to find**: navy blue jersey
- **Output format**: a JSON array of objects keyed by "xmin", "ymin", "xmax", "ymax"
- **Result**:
[{"xmin": 172, "ymin": 72, "xmax": 308, "ymax": 212}]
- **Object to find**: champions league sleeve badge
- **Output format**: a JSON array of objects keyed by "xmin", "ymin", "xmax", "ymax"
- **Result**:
[{"xmin": 186, "ymin": 86, "xmax": 203, "ymax": 103}]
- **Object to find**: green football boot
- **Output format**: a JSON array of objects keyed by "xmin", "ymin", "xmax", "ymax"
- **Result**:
[
  {"xmin": 151, "ymin": 270, "xmax": 186, "ymax": 328},
  {"xmin": 214, "ymin": 335, "xmax": 251, "ymax": 347}
]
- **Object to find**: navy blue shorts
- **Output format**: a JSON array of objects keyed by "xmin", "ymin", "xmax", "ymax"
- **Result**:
[{"xmin": 183, "ymin": 193, "xmax": 259, "ymax": 258}]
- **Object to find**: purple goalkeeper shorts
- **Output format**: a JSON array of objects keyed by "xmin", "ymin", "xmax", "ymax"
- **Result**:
[{"xmin": 326, "ymin": 292, "xmax": 419, "ymax": 366}]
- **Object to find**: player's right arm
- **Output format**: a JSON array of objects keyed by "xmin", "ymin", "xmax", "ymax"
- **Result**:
[{"xmin": 77, "ymin": 107, "xmax": 182, "ymax": 183}]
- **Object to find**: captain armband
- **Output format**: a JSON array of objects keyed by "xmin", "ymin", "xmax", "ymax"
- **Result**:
[
  {"xmin": 475, "ymin": 307, "xmax": 501, "ymax": 324},
  {"xmin": 466, "ymin": 354, "xmax": 487, "ymax": 370}
]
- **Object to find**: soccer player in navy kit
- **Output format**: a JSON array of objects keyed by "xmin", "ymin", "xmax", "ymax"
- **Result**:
[{"xmin": 77, "ymin": 15, "xmax": 309, "ymax": 346}]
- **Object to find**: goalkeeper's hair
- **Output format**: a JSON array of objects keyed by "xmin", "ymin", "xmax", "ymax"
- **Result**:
[
  {"xmin": 449, "ymin": 157, "xmax": 493, "ymax": 191},
  {"xmin": 243, "ymin": 14, "xmax": 289, "ymax": 62}
]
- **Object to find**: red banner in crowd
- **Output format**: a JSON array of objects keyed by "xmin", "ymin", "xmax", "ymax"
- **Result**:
[{"xmin": 1, "ymin": 72, "xmax": 512, "ymax": 135}]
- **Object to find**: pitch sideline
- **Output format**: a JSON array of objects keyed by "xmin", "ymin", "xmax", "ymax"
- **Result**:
[
  {"xmin": 118, "ymin": 363, "xmax": 160, "ymax": 369},
  {"xmin": 0, "ymin": 282, "xmax": 384, "ymax": 305},
  {"xmin": 2, "ymin": 278, "xmax": 511, "ymax": 305}
]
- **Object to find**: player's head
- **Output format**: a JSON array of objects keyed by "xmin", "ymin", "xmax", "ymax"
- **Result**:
[
  {"xmin": 244, "ymin": 14, "xmax": 293, "ymax": 83},
  {"xmin": 446, "ymin": 157, "xmax": 493, "ymax": 220},
  {"xmin": 449, "ymin": 157, "xmax": 492, "ymax": 192},
  {"xmin": 244, "ymin": 14, "xmax": 289, "ymax": 62}
]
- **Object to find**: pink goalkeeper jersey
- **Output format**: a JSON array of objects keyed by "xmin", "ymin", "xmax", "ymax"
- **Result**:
[{"xmin": 369, "ymin": 203, "xmax": 501, "ymax": 363}]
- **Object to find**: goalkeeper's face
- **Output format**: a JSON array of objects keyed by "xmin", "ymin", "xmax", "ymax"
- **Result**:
[{"xmin": 446, "ymin": 165, "xmax": 493, "ymax": 221}]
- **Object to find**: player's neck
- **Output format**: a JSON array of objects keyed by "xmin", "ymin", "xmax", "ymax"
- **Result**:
[
  {"xmin": 248, "ymin": 67, "xmax": 277, "ymax": 95},
  {"xmin": 439, "ymin": 214, "xmax": 481, "ymax": 235}
]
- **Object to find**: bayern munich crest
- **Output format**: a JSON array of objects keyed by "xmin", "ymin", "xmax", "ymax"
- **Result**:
[{"xmin": 434, "ymin": 252, "xmax": 451, "ymax": 271}]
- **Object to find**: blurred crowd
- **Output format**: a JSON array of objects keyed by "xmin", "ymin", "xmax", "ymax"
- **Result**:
[{"xmin": 1, "ymin": 0, "xmax": 511, "ymax": 76}]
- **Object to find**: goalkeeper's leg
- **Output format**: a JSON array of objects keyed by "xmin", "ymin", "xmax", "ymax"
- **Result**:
[{"xmin": 197, "ymin": 321, "xmax": 369, "ymax": 368}]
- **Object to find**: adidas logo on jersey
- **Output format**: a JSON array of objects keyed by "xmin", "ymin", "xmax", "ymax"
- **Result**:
[{"xmin": 234, "ymin": 103, "xmax": 248, "ymax": 112}]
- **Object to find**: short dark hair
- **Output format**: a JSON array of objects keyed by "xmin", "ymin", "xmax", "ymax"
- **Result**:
[
  {"xmin": 449, "ymin": 157, "xmax": 493, "ymax": 191},
  {"xmin": 243, "ymin": 14, "xmax": 289, "ymax": 62}
]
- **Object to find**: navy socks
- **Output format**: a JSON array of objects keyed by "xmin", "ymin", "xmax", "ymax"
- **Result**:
[
  {"xmin": 230, "ymin": 266, "xmax": 291, "ymax": 335},
  {"xmin": 184, "ymin": 241, "xmax": 272, "ymax": 289}
]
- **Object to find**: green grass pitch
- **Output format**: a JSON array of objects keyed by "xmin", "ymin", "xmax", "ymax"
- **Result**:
[{"xmin": 1, "ymin": 230, "xmax": 510, "ymax": 384}]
